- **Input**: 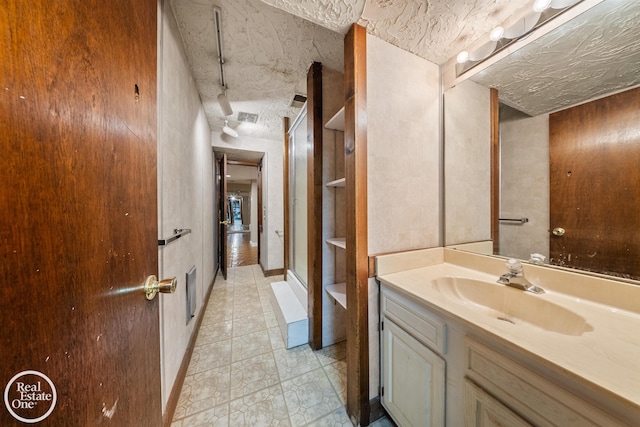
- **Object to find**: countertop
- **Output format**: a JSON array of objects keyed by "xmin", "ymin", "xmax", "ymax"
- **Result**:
[{"xmin": 378, "ymin": 261, "xmax": 640, "ymax": 413}]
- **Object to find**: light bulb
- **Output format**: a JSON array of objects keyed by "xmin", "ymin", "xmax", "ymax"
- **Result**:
[
  {"xmin": 456, "ymin": 51, "xmax": 469, "ymax": 64},
  {"xmin": 533, "ymin": 0, "xmax": 551, "ymax": 13},
  {"xmin": 489, "ymin": 26, "xmax": 504, "ymax": 41}
]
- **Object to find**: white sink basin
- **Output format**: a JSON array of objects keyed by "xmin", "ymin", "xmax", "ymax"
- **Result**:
[{"xmin": 430, "ymin": 277, "xmax": 593, "ymax": 336}]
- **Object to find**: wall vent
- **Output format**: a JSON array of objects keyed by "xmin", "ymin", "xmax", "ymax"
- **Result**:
[
  {"xmin": 237, "ymin": 111, "xmax": 259, "ymax": 123},
  {"xmin": 186, "ymin": 266, "xmax": 196, "ymax": 324},
  {"xmin": 290, "ymin": 93, "xmax": 307, "ymax": 108}
]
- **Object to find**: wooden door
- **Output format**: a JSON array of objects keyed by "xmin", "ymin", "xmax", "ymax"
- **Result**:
[
  {"xmin": 218, "ymin": 154, "xmax": 228, "ymax": 279},
  {"xmin": 549, "ymin": 87, "xmax": 640, "ymax": 279},
  {"xmin": 0, "ymin": 1, "xmax": 162, "ymax": 425}
]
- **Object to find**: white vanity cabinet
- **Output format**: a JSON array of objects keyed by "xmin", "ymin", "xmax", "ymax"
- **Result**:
[
  {"xmin": 463, "ymin": 338, "xmax": 626, "ymax": 427},
  {"xmin": 380, "ymin": 281, "xmax": 633, "ymax": 427},
  {"xmin": 380, "ymin": 286, "xmax": 446, "ymax": 427}
]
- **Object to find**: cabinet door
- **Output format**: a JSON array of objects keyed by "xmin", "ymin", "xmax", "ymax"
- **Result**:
[
  {"xmin": 382, "ymin": 317, "xmax": 445, "ymax": 427},
  {"xmin": 465, "ymin": 380, "xmax": 533, "ymax": 427}
]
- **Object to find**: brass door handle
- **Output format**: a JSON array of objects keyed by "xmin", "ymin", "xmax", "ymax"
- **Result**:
[
  {"xmin": 220, "ymin": 220, "xmax": 230, "ymax": 225},
  {"xmin": 144, "ymin": 275, "xmax": 177, "ymax": 300},
  {"xmin": 552, "ymin": 227, "xmax": 566, "ymax": 236}
]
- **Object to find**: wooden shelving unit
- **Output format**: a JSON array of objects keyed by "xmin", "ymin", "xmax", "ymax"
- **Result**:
[
  {"xmin": 326, "ymin": 237, "xmax": 346, "ymax": 249},
  {"xmin": 325, "ymin": 283, "xmax": 347, "ymax": 309},
  {"xmin": 325, "ymin": 106, "xmax": 345, "ymax": 131}
]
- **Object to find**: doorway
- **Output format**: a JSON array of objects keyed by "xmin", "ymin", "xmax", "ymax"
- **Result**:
[{"xmin": 215, "ymin": 150, "xmax": 263, "ymax": 270}]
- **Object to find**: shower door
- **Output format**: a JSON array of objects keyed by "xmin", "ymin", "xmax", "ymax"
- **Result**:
[{"xmin": 288, "ymin": 104, "xmax": 308, "ymax": 287}]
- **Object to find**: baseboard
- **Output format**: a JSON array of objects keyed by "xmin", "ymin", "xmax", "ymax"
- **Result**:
[
  {"xmin": 162, "ymin": 273, "xmax": 217, "ymax": 426},
  {"xmin": 261, "ymin": 265, "xmax": 284, "ymax": 277}
]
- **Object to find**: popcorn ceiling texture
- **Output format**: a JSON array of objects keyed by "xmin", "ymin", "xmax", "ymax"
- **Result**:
[
  {"xmin": 260, "ymin": 0, "xmax": 366, "ymax": 33},
  {"xmin": 358, "ymin": 0, "xmax": 529, "ymax": 64},
  {"xmin": 171, "ymin": 0, "xmax": 532, "ymax": 141},
  {"xmin": 470, "ymin": 0, "xmax": 640, "ymax": 116},
  {"xmin": 171, "ymin": 0, "xmax": 640, "ymax": 142},
  {"xmin": 170, "ymin": 0, "xmax": 344, "ymax": 141}
]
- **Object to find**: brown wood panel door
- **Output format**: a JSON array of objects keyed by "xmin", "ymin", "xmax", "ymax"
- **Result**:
[
  {"xmin": 549, "ymin": 87, "xmax": 640, "ymax": 279},
  {"xmin": 218, "ymin": 154, "xmax": 229, "ymax": 279},
  {"xmin": 0, "ymin": 1, "xmax": 162, "ymax": 425}
]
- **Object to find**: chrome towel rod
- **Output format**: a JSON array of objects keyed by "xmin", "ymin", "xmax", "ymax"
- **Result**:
[
  {"xmin": 499, "ymin": 217, "xmax": 529, "ymax": 224},
  {"xmin": 158, "ymin": 228, "xmax": 192, "ymax": 246}
]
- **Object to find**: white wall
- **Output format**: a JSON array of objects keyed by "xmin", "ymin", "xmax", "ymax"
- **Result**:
[
  {"xmin": 213, "ymin": 134, "xmax": 284, "ymax": 272},
  {"xmin": 366, "ymin": 33, "xmax": 441, "ymax": 399},
  {"xmin": 367, "ymin": 34, "xmax": 441, "ymax": 254},
  {"xmin": 157, "ymin": 1, "xmax": 214, "ymax": 410},
  {"xmin": 500, "ymin": 110, "xmax": 549, "ymax": 260},
  {"xmin": 444, "ymin": 79, "xmax": 491, "ymax": 245}
]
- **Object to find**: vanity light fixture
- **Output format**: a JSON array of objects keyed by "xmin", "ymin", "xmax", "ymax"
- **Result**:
[
  {"xmin": 489, "ymin": 26, "xmax": 505, "ymax": 42},
  {"xmin": 533, "ymin": 0, "xmax": 552, "ymax": 13},
  {"xmin": 455, "ymin": 0, "xmax": 585, "ymax": 74},
  {"xmin": 457, "ymin": 51, "xmax": 470, "ymax": 64}
]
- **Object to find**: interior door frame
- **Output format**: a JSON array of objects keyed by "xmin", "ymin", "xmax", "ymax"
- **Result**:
[{"xmin": 218, "ymin": 154, "xmax": 228, "ymax": 279}]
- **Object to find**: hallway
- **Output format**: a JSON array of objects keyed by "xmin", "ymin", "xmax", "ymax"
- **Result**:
[
  {"xmin": 226, "ymin": 227, "xmax": 258, "ymax": 268},
  {"xmin": 171, "ymin": 265, "xmax": 393, "ymax": 426}
]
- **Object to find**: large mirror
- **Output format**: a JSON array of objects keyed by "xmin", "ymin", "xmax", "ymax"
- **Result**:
[{"xmin": 445, "ymin": 0, "xmax": 640, "ymax": 281}]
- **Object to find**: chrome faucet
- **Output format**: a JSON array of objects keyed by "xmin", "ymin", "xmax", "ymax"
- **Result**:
[{"xmin": 497, "ymin": 259, "xmax": 545, "ymax": 294}]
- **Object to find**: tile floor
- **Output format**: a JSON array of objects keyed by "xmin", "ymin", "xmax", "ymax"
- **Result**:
[{"xmin": 171, "ymin": 264, "xmax": 394, "ymax": 427}]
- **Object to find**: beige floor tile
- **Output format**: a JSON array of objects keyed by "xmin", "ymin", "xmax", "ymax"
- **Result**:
[
  {"xmin": 267, "ymin": 327, "xmax": 286, "ymax": 351},
  {"xmin": 187, "ymin": 339, "xmax": 232, "ymax": 375},
  {"xmin": 233, "ymin": 303, "xmax": 263, "ymax": 320},
  {"xmin": 263, "ymin": 310, "xmax": 279, "ymax": 329},
  {"xmin": 173, "ymin": 266, "xmax": 358, "ymax": 427},
  {"xmin": 282, "ymin": 368, "xmax": 343, "ymax": 425},
  {"xmin": 315, "ymin": 341, "xmax": 347, "ymax": 366},
  {"xmin": 174, "ymin": 365, "xmax": 231, "ymax": 418},
  {"xmin": 232, "ymin": 313, "xmax": 267, "ymax": 337},
  {"xmin": 305, "ymin": 406, "xmax": 353, "ymax": 427},
  {"xmin": 229, "ymin": 385, "xmax": 291, "ymax": 427},
  {"xmin": 229, "ymin": 352, "xmax": 280, "ymax": 400},
  {"xmin": 323, "ymin": 360, "xmax": 347, "ymax": 405},
  {"xmin": 174, "ymin": 402, "xmax": 230, "ymax": 427},
  {"xmin": 274, "ymin": 345, "xmax": 321, "ymax": 381},
  {"xmin": 195, "ymin": 320, "xmax": 233, "ymax": 347},
  {"xmin": 231, "ymin": 330, "xmax": 273, "ymax": 362}
]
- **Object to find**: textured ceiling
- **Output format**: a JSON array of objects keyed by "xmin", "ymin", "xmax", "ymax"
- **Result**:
[
  {"xmin": 171, "ymin": 0, "xmax": 639, "ymax": 143},
  {"xmin": 170, "ymin": 0, "xmax": 344, "ymax": 142},
  {"xmin": 470, "ymin": 0, "xmax": 640, "ymax": 116},
  {"xmin": 171, "ymin": 0, "xmax": 535, "ymax": 142}
]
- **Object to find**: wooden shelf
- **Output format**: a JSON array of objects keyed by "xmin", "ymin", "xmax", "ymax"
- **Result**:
[
  {"xmin": 326, "ymin": 237, "xmax": 346, "ymax": 249},
  {"xmin": 326, "ymin": 283, "xmax": 346, "ymax": 309},
  {"xmin": 326, "ymin": 178, "xmax": 345, "ymax": 188},
  {"xmin": 324, "ymin": 106, "xmax": 345, "ymax": 131}
]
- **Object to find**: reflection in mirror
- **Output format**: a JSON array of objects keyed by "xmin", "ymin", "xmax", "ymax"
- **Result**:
[{"xmin": 445, "ymin": 0, "xmax": 640, "ymax": 280}]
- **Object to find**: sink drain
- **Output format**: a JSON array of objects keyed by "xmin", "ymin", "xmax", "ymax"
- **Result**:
[{"xmin": 497, "ymin": 316, "xmax": 516, "ymax": 325}]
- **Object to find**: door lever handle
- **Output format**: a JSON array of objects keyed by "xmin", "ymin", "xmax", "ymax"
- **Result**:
[
  {"xmin": 144, "ymin": 275, "xmax": 177, "ymax": 300},
  {"xmin": 220, "ymin": 220, "xmax": 230, "ymax": 225}
]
